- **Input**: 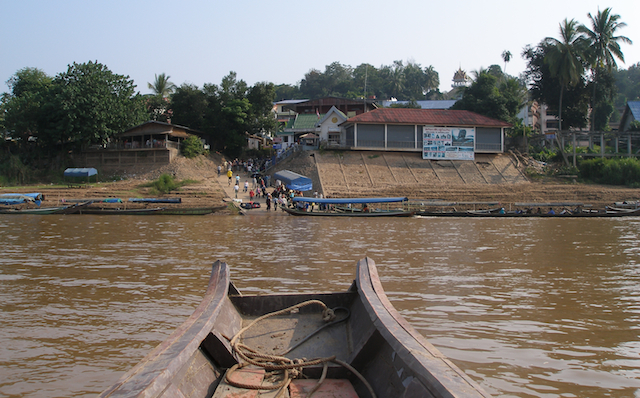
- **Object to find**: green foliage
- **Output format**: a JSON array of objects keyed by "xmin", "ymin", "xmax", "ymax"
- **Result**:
[
  {"xmin": 629, "ymin": 120, "xmax": 640, "ymax": 131},
  {"xmin": 507, "ymin": 119, "xmax": 533, "ymax": 138},
  {"xmin": 0, "ymin": 154, "xmax": 30, "ymax": 185},
  {"xmin": 389, "ymin": 100, "xmax": 421, "ymax": 108},
  {"xmin": 552, "ymin": 165, "xmax": 579, "ymax": 176},
  {"xmin": 296, "ymin": 60, "xmax": 440, "ymax": 101},
  {"xmin": 150, "ymin": 174, "xmax": 179, "ymax": 194},
  {"xmin": 147, "ymin": 73, "xmax": 176, "ymax": 98},
  {"xmin": 146, "ymin": 95, "xmax": 172, "ymax": 122},
  {"xmin": 529, "ymin": 146, "xmax": 559, "ymax": 162},
  {"xmin": 142, "ymin": 173, "xmax": 197, "ymax": 194},
  {"xmin": 181, "ymin": 135, "xmax": 208, "ymax": 158},
  {"xmin": 170, "ymin": 73, "xmax": 278, "ymax": 158},
  {"xmin": 452, "ymin": 71, "xmax": 525, "ymax": 122},
  {"xmin": 1, "ymin": 67, "xmax": 53, "ymax": 149},
  {"xmin": 523, "ymin": 43, "xmax": 590, "ymax": 130},
  {"xmin": 614, "ymin": 63, "xmax": 640, "ymax": 107},
  {"xmin": 579, "ymin": 157, "xmax": 640, "ymax": 186},
  {"xmin": 38, "ymin": 61, "xmax": 147, "ymax": 149}
]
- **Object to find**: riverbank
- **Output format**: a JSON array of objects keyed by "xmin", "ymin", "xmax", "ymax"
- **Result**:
[{"xmin": 1, "ymin": 151, "xmax": 640, "ymax": 211}]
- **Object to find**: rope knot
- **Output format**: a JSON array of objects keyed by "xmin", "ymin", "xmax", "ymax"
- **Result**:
[{"xmin": 322, "ymin": 308, "xmax": 336, "ymax": 322}]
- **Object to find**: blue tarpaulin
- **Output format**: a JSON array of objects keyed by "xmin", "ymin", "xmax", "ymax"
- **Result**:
[
  {"xmin": 64, "ymin": 168, "xmax": 98, "ymax": 178},
  {"xmin": 273, "ymin": 170, "xmax": 312, "ymax": 191}
]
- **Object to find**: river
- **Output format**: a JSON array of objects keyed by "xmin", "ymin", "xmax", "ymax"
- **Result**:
[{"xmin": 1, "ymin": 213, "xmax": 640, "ymax": 397}]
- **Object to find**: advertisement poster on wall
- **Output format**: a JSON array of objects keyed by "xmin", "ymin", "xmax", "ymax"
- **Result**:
[{"xmin": 422, "ymin": 127, "xmax": 475, "ymax": 160}]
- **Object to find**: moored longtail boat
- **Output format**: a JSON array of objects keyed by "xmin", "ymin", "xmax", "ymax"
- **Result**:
[
  {"xmin": 0, "ymin": 206, "xmax": 67, "ymax": 215},
  {"xmin": 99, "ymin": 258, "xmax": 490, "ymax": 398},
  {"xmin": 284, "ymin": 197, "xmax": 414, "ymax": 217}
]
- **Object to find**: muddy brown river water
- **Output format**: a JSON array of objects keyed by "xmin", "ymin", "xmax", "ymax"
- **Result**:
[{"xmin": 1, "ymin": 213, "xmax": 640, "ymax": 397}]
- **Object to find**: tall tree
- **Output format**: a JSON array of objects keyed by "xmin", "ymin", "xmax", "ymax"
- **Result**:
[
  {"xmin": 523, "ymin": 44, "xmax": 590, "ymax": 130},
  {"xmin": 148, "ymin": 73, "xmax": 176, "ymax": 98},
  {"xmin": 544, "ymin": 18, "xmax": 586, "ymax": 133},
  {"xmin": 388, "ymin": 60, "xmax": 405, "ymax": 99},
  {"xmin": 170, "ymin": 83, "xmax": 208, "ymax": 131},
  {"xmin": 1, "ymin": 68, "xmax": 52, "ymax": 149},
  {"xmin": 578, "ymin": 7, "xmax": 632, "ymax": 130},
  {"xmin": 423, "ymin": 66, "xmax": 440, "ymax": 97},
  {"xmin": 39, "ymin": 61, "xmax": 146, "ymax": 151},
  {"xmin": 246, "ymin": 82, "xmax": 277, "ymax": 136},
  {"xmin": 501, "ymin": 50, "xmax": 512, "ymax": 73},
  {"xmin": 452, "ymin": 71, "xmax": 511, "ymax": 122},
  {"xmin": 402, "ymin": 61, "xmax": 426, "ymax": 100}
]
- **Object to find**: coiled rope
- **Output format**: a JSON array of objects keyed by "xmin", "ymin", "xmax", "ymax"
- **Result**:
[{"xmin": 225, "ymin": 299, "xmax": 376, "ymax": 398}]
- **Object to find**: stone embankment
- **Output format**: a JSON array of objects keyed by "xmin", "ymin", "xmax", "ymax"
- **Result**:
[{"xmin": 272, "ymin": 150, "xmax": 640, "ymax": 209}]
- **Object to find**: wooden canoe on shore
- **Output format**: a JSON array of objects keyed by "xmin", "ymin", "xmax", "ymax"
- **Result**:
[{"xmin": 99, "ymin": 258, "xmax": 490, "ymax": 398}]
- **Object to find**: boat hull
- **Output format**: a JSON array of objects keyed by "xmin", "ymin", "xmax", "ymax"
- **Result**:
[
  {"xmin": 154, "ymin": 206, "xmax": 227, "ymax": 215},
  {"xmin": 417, "ymin": 209, "xmax": 640, "ymax": 217},
  {"xmin": 76, "ymin": 207, "xmax": 165, "ymax": 215},
  {"xmin": 99, "ymin": 258, "xmax": 490, "ymax": 398},
  {"xmin": 0, "ymin": 206, "xmax": 67, "ymax": 214},
  {"xmin": 282, "ymin": 207, "xmax": 415, "ymax": 217}
]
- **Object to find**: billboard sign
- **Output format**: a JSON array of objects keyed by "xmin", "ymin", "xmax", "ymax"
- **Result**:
[{"xmin": 423, "ymin": 127, "xmax": 475, "ymax": 160}]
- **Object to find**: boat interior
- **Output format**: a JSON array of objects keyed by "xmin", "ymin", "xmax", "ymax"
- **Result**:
[{"xmin": 100, "ymin": 259, "xmax": 489, "ymax": 398}]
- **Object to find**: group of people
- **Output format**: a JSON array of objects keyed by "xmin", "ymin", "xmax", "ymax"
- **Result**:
[{"xmin": 217, "ymin": 157, "xmax": 272, "ymax": 176}]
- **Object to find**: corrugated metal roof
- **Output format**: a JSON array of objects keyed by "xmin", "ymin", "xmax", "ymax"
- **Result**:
[
  {"xmin": 380, "ymin": 100, "xmax": 457, "ymax": 109},
  {"xmin": 286, "ymin": 114, "xmax": 324, "ymax": 130},
  {"xmin": 275, "ymin": 99, "xmax": 309, "ymax": 105},
  {"xmin": 343, "ymin": 108, "xmax": 511, "ymax": 127},
  {"xmin": 629, "ymin": 101, "xmax": 640, "ymax": 120}
]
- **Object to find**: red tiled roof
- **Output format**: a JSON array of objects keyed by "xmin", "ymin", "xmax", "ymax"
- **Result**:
[{"xmin": 344, "ymin": 108, "xmax": 511, "ymax": 127}]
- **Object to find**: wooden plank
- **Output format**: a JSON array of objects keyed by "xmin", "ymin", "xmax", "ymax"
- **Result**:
[
  {"xmin": 289, "ymin": 379, "xmax": 358, "ymax": 398},
  {"xmin": 212, "ymin": 367, "xmax": 264, "ymax": 398}
]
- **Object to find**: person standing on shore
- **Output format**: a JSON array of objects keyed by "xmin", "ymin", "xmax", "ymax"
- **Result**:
[
  {"xmin": 227, "ymin": 169, "xmax": 233, "ymax": 185},
  {"xmin": 266, "ymin": 194, "xmax": 272, "ymax": 211},
  {"xmin": 234, "ymin": 183, "xmax": 239, "ymax": 198}
]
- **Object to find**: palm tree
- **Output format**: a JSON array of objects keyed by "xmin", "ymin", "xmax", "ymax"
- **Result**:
[
  {"xmin": 148, "ymin": 73, "xmax": 177, "ymax": 98},
  {"xmin": 545, "ymin": 18, "xmax": 585, "ymax": 134},
  {"xmin": 389, "ymin": 60, "xmax": 404, "ymax": 99},
  {"xmin": 423, "ymin": 66, "xmax": 440, "ymax": 97},
  {"xmin": 501, "ymin": 50, "xmax": 512, "ymax": 73},
  {"xmin": 578, "ymin": 7, "xmax": 632, "ymax": 130}
]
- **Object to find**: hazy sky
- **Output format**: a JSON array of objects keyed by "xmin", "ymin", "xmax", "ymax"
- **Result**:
[{"xmin": 1, "ymin": 0, "xmax": 638, "ymax": 96}]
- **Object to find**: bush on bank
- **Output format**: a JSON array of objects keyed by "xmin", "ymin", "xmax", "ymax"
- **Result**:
[{"xmin": 579, "ymin": 157, "xmax": 640, "ymax": 187}]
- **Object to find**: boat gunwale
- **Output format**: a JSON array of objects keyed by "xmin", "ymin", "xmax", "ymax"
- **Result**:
[
  {"xmin": 99, "ymin": 261, "xmax": 230, "ymax": 397},
  {"xmin": 356, "ymin": 257, "xmax": 491, "ymax": 397}
]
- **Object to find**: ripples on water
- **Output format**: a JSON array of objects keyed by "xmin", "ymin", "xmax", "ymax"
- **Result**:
[{"xmin": 2, "ymin": 215, "xmax": 640, "ymax": 397}]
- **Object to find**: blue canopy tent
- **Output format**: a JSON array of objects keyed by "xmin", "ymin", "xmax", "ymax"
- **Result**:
[
  {"xmin": 273, "ymin": 170, "xmax": 312, "ymax": 191},
  {"xmin": 64, "ymin": 168, "xmax": 98, "ymax": 184}
]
